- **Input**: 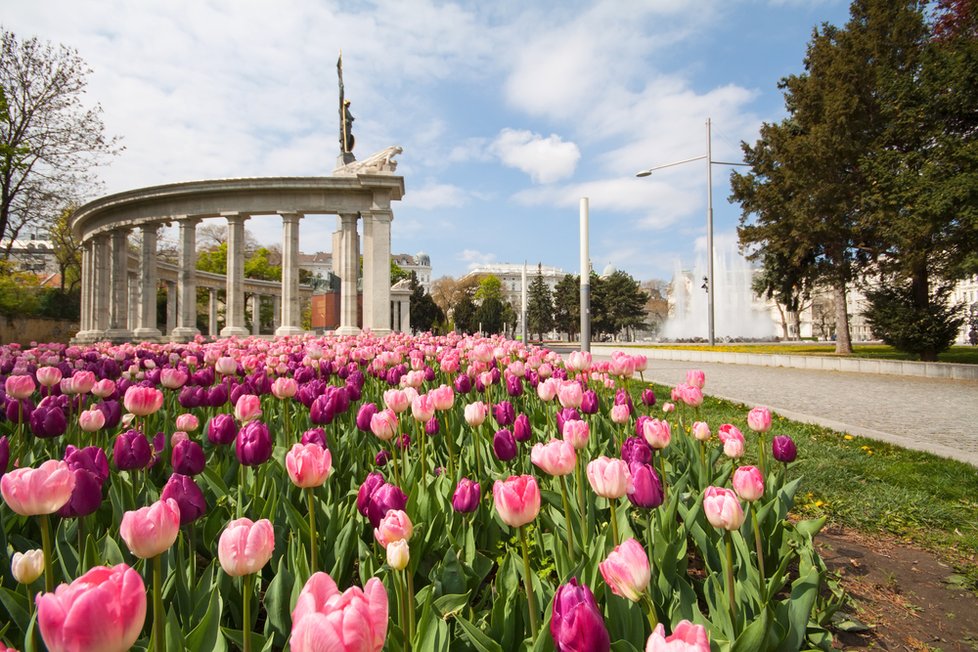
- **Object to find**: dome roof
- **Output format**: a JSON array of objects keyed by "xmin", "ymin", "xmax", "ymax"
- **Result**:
[
  {"xmin": 415, "ymin": 251, "xmax": 430, "ymax": 265},
  {"xmin": 601, "ymin": 263, "xmax": 617, "ymax": 278}
]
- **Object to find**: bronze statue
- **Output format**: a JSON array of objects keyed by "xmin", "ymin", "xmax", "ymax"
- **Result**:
[{"xmin": 337, "ymin": 51, "xmax": 355, "ymax": 160}]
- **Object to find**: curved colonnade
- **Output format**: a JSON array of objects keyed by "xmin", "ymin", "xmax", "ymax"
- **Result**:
[{"xmin": 71, "ymin": 174, "xmax": 404, "ymax": 343}]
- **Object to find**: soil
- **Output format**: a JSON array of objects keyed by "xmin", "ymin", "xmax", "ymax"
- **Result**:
[{"xmin": 818, "ymin": 525, "xmax": 978, "ymax": 651}]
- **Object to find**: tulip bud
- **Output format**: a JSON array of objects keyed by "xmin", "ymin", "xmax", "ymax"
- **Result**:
[
  {"xmin": 599, "ymin": 538, "xmax": 650, "ymax": 602},
  {"xmin": 356, "ymin": 403, "xmax": 378, "ymax": 432},
  {"xmin": 550, "ymin": 578, "xmax": 610, "ymax": 652},
  {"xmin": 386, "ymin": 538, "xmax": 410, "ymax": 571},
  {"xmin": 772, "ymin": 435, "xmax": 797, "ymax": 463},
  {"xmin": 236, "ymin": 421, "xmax": 272, "ymax": 466},
  {"xmin": 640, "ymin": 388, "xmax": 656, "ymax": 407},
  {"xmin": 161, "ymin": 473, "xmax": 207, "ymax": 525},
  {"xmin": 301, "ymin": 427, "xmax": 328, "ymax": 449},
  {"xmin": 732, "ymin": 465, "xmax": 764, "ymax": 502},
  {"xmin": 113, "ymin": 430, "xmax": 152, "ymax": 471},
  {"xmin": 580, "ymin": 390, "xmax": 599, "ymax": 415},
  {"xmin": 703, "ymin": 486, "xmax": 745, "ymax": 531},
  {"xmin": 452, "ymin": 477, "xmax": 481, "ymax": 513},
  {"xmin": 374, "ymin": 509, "xmax": 413, "ymax": 548},
  {"xmin": 11, "ymin": 548, "xmax": 45, "ymax": 584},
  {"xmin": 171, "ymin": 439, "xmax": 206, "ymax": 476},
  {"xmin": 492, "ymin": 429, "xmax": 517, "ymax": 462},
  {"xmin": 747, "ymin": 406, "xmax": 772, "ymax": 433},
  {"xmin": 493, "ymin": 401, "xmax": 515, "ymax": 427},
  {"xmin": 207, "ymin": 413, "xmax": 238, "ymax": 446}
]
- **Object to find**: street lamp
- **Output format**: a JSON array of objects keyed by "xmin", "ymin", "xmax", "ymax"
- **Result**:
[{"xmin": 636, "ymin": 117, "xmax": 748, "ymax": 346}]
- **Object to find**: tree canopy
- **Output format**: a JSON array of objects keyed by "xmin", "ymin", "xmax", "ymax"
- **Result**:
[{"xmin": 526, "ymin": 264, "xmax": 554, "ymax": 341}]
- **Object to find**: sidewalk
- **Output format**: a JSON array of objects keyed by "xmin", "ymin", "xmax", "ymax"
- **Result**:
[{"xmin": 585, "ymin": 351, "xmax": 978, "ymax": 467}]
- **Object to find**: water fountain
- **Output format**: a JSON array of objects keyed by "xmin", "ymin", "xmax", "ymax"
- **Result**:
[{"xmin": 662, "ymin": 243, "xmax": 776, "ymax": 341}]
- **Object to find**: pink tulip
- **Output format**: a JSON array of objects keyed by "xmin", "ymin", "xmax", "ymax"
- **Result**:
[
  {"xmin": 234, "ymin": 394, "xmax": 263, "ymax": 423},
  {"xmin": 410, "ymin": 394, "xmax": 435, "ymax": 422},
  {"xmin": 78, "ymin": 408, "xmax": 106, "ymax": 433},
  {"xmin": 374, "ymin": 509, "xmax": 413, "ymax": 548},
  {"xmin": 599, "ymin": 538, "xmax": 650, "ymax": 602},
  {"xmin": 642, "ymin": 418, "xmax": 671, "ymax": 450},
  {"xmin": 215, "ymin": 356, "xmax": 237, "ymax": 375},
  {"xmin": 429, "ymin": 384, "xmax": 455, "ymax": 411},
  {"xmin": 493, "ymin": 475, "xmax": 541, "ymax": 528},
  {"xmin": 557, "ymin": 381, "xmax": 583, "ymax": 409},
  {"xmin": 1, "ymin": 460, "xmax": 76, "ymax": 516},
  {"xmin": 383, "ymin": 389, "xmax": 410, "ymax": 414},
  {"xmin": 610, "ymin": 404, "xmax": 630, "ymax": 425},
  {"xmin": 645, "ymin": 620, "xmax": 710, "ymax": 651},
  {"xmin": 463, "ymin": 401, "xmax": 488, "ymax": 427},
  {"xmin": 91, "ymin": 379, "xmax": 116, "ymax": 399},
  {"xmin": 37, "ymin": 564, "xmax": 147, "ymax": 652},
  {"xmin": 680, "ymin": 385, "xmax": 703, "ymax": 407},
  {"xmin": 566, "ymin": 351, "xmax": 592, "ymax": 372},
  {"xmin": 119, "ymin": 498, "xmax": 181, "ymax": 559},
  {"xmin": 536, "ymin": 378, "xmax": 558, "ymax": 402},
  {"xmin": 159, "ymin": 368, "xmax": 188, "ymax": 390},
  {"xmin": 290, "ymin": 573, "xmax": 388, "ymax": 652},
  {"xmin": 747, "ymin": 406, "xmax": 772, "ymax": 433},
  {"xmin": 369, "ymin": 409, "xmax": 398, "ymax": 442},
  {"xmin": 691, "ymin": 421, "xmax": 711, "ymax": 442},
  {"xmin": 718, "ymin": 424, "xmax": 745, "ymax": 459},
  {"xmin": 271, "ymin": 376, "xmax": 298, "ymax": 399},
  {"xmin": 662, "ymin": 402, "xmax": 675, "ymax": 414},
  {"xmin": 175, "ymin": 413, "xmax": 200, "ymax": 432},
  {"xmin": 703, "ymin": 486, "xmax": 745, "ymax": 531},
  {"xmin": 5, "ymin": 375, "xmax": 34, "ymax": 400},
  {"xmin": 732, "ymin": 466, "xmax": 764, "ymax": 502},
  {"xmin": 123, "ymin": 386, "xmax": 164, "ymax": 417},
  {"xmin": 218, "ymin": 517, "xmax": 275, "ymax": 577},
  {"xmin": 686, "ymin": 370, "xmax": 706, "ymax": 389},
  {"xmin": 286, "ymin": 443, "xmax": 333, "ymax": 488},
  {"xmin": 530, "ymin": 439, "xmax": 577, "ymax": 476},
  {"xmin": 70, "ymin": 371, "xmax": 97, "ymax": 395},
  {"xmin": 562, "ymin": 419, "xmax": 590, "ymax": 450},
  {"xmin": 586, "ymin": 457, "xmax": 632, "ymax": 499},
  {"xmin": 36, "ymin": 367, "xmax": 63, "ymax": 388}
]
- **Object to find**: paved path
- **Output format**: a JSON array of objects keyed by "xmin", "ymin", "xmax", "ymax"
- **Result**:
[{"xmin": 586, "ymin": 353, "xmax": 978, "ymax": 467}]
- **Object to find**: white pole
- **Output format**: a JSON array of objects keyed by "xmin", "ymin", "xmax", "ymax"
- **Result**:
[
  {"xmin": 521, "ymin": 261, "xmax": 528, "ymax": 343},
  {"xmin": 706, "ymin": 118, "xmax": 716, "ymax": 347},
  {"xmin": 580, "ymin": 197, "xmax": 590, "ymax": 352}
]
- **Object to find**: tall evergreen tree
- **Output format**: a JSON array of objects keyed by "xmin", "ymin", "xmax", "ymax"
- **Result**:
[
  {"xmin": 553, "ymin": 274, "xmax": 579, "ymax": 341},
  {"xmin": 526, "ymin": 264, "xmax": 554, "ymax": 341}
]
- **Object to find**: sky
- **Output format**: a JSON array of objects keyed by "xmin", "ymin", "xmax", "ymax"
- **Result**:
[{"xmin": 2, "ymin": 0, "xmax": 853, "ymax": 283}]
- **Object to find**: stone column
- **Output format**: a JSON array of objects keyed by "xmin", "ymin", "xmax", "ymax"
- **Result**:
[
  {"xmin": 208, "ymin": 289, "xmax": 218, "ymax": 337},
  {"xmin": 171, "ymin": 219, "xmax": 201, "ymax": 341},
  {"xmin": 336, "ymin": 213, "xmax": 360, "ymax": 335},
  {"xmin": 362, "ymin": 211, "xmax": 392, "ymax": 334},
  {"xmin": 94, "ymin": 234, "xmax": 110, "ymax": 334},
  {"xmin": 128, "ymin": 272, "xmax": 139, "ymax": 335},
  {"xmin": 402, "ymin": 297, "xmax": 411, "ymax": 334},
  {"xmin": 165, "ymin": 281, "xmax": 177, "ymax": 335},
  {"xmin": 275, "ymin": 212, "xmax": 304, "ymax": 336},
  {"xmin": 104, "ymin": 229, "xmax": 132, "ymax": 341},
  {"xmin": 272, "ymin": 295, "xmax": 281, "ymax": 331},
  {"xmin": 251, "ymin": 294, "xmax": 261, "ymax": 335},
  {"xmin": 75, "ymin": 239, "xmax": 95, "ymax": 340},
  {"xmin": 221, "ymin": 213, "xmax": 250, "ymax": 337},
  {"xmin": 133, "ymin": 225, "xmax": 162, "ymax": 339}
]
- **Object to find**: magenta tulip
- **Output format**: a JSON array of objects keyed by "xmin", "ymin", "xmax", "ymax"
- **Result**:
[{"xmin": 550, "ymin": 577, "xmax": 610, "ymax": 652}]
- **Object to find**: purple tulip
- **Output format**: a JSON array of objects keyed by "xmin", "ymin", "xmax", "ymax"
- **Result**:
[
  {"xmin": 635, "ymin": 415, "xmax": 651, "ymax": 439},
  {"xmin": 57, "ymin": 469, "xmax": 103, "ymax": 518},
  {"xmin": 614, "ymin": 389, "xmax": 633, "ymax": 414},
  {"xmin": 5, "ymin": 398, "xmax": 34, "ymax": 424},
  {"xmin": 493, "ymin": 400, "xmax": 515, "ymax": 427},
  {"xmin": 148, "ymin": 432, "xmax": 166, "ymax": 468},
  {"xmin": 178, "ymin": 386, "xmax": 202, "ymax": 409},
  {"xmin": 310, "ymin": 394, "xmax": 335, "ymax": 425},
  {"xmin": 513, "ymin": 413, "xmax": 531, "ymax": 442},
  {"xmin": 453, "ymin": 374, "xmax": 472, "ymax": 394},
  {"xmin": 506, "ymin": 375, "xmax": 523, "ymax": 398},
  {"xmin": 207, "ymin": 383, "xmax": 228, "ymax": 407},
  {"xmin": 365, "ymin": 482, "xmax": 408, "ymax": 528},
  {"xmin": 620, "ymin": 437, "xmax": 653, "ymax": 467},
  {"xmin": 293, "ymin": 367, "xmax": 314, "ymax": 384},
  {"xmin": 492, "ymin": 429, "xmax": 517, "ymax": 462},
  {"xmin": 357, "ymin": 472, "xmax": 385, "ymax": 517},
  {"xmin": 452, "ymin": 477, "xmax": 481, "ymax": 513},
  {"xmin": 375, "ymin": 449, "xmax": 391, "ymax": 466},
  {"xmin": 344, "ymin": 381, "xmax": 362, "ymax": 402},
  {"xmin": 30, "ymin": 405, "xmax": 67, "ymax": 438},
  {"xmin": 385, "ymin": 367, "xmax": 403, "ymax": 386},
  {"xmin": 301, "ymin": 427, "xmax": 328, "ymax": 449},
  {"xmin": 95, "ymin": 400, "xmax": 123, "ymax": 429},
  {"xmin": 0, "ymin": 436, "xmax": 8, "ymax": 478},
  {"xmin": 641, "ymin": 388, "xmax": 656, "ymax": 407},
  {"xmin": 580, "ymin": 390, "xmax": 599, "ymax": 415},
  {"xmin": 207, "ymin": 413, "xmax": 237, "ymax": 446},
  {"xmin": 236, "ymin": 420, "xmax": 272, "ymax": 466},
  {"xmin": 113, "ymin": 430, "xmax": 152, "ymax": 470},
  {"xmin": 397, "ymin": 433, "xmax": 411, "ymax": 450},
  {"xmin": 425, "ymin": 416, "xmax": 440, "ymax": 435},
  {"xmin": 556, "ymin": 408, "xmax": 581, "ymax": 436},
  {"xmin": 772, "ymin": 435, "xmax": 797, "ymax": 463},
  {"xmin": 550, "ymin": 578, "xmax": 610, "ymax": 652},
  {"xmin": 161, "ymin": 473, "xmax": 207, "ymax": 525},
  {"xmin": 627, "ymin": 462, "xmax": 664, "ymax": 509},
  {"xmin": 171, "ymin": 439, "xmax": 205, "ymax": 476},
  {"xmin": 64, "ymin": 445, "xmax": 109, "ymax": 483}
]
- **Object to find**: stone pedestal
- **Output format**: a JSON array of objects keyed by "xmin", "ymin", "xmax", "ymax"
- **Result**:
[
  {"xmin": 133, "ymin": 224, "xmax": 163, "ymax": 339},
  {"xmin": 275, "ymin": 212, "xmax": 305, "ymax": 337},
  {"xmin": 171, "ymin": 219, "xmax": 201, "ymax": 342},
  {"xmin": 362, "ymin": 211, "xmax": 392, "ymax": 335},
  {"xmin": 336, "ymin": 212, "xmax": 360, "ymax": 335},
  {"xmin": 221, "ymin": 213, "xmax": 251, "ymax": 337}
]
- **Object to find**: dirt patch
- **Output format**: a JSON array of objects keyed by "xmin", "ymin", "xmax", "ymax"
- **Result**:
[{"xmin": 818, "ymin": 525, "xmax": 978, "ymax": 651}]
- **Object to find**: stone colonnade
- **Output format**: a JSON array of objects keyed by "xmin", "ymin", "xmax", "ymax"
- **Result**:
[{"xmin": 70, "ymin": 175, "xmax": 404, "ymax": 343}]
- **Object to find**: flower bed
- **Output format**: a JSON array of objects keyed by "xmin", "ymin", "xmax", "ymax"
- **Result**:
[{"xmin": 0, "ymin": 334, "xmax": 840, "ymax": 651}]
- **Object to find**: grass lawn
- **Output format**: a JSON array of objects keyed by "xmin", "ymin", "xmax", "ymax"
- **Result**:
[
  {"xmin": 626, "ymin": 343, "xmax": 978, "ymax": 364},
  {"xmin": 650, "ymin": 382, "xmax": 978, "ymax": 586}
]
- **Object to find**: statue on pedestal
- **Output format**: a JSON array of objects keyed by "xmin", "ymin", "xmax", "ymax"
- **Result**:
[{"xmin": 337, "ymin": 51, "xmax": 356, "ymax": 165}]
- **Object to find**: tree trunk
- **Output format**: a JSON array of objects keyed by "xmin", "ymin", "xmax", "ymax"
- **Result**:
[
  {"xmin": 788, "ymin": 310, "xmax": 801, "ymax": 340},
  {"xmin": 912, "ymin": 264, "xmax": 937, "ymax": 362},
  {"xmin": 832, "ymin": 279, "xmax": 853, "ymax": 354},
  {"xmin": 775, "ymin": 302, "xmax": 788, "ymax": 340}
]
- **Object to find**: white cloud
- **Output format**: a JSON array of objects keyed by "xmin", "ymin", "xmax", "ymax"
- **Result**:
[
  {"xmin": 490, "ymin": 129, "xmax": 580, "ymax": 184},
  {"xmin": 458, "ymin": 249, "xmax": 496, "ymax": 269},
  {"xmin": 404, "ymin": 182, "xmax": 469, "ymax": 210}
]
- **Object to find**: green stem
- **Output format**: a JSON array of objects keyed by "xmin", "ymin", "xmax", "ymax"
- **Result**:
[
  {"xmin": 750, "ymin": 503, "xmax": 766, "ymax": 595},
  {"xmin": 724, "ymin": 530, "xmax": 737, "ymax": 630},
  {"xmin": 189, "ymin": 522, "xmax": 197, "ymax": 583},
  {"xmin": 307, "ymin": 488, "xmax": 318, "ymax": 572},
  {"xmin": 405, "ymin": 568, "xmax": 416, "ymax": 643},
  {"xmin": 237, "ymin": 462, "xmax": 245, "ymax": 518},
  {"xmin": 641, "ymin": 592, "xmax": 659, "ymax": 632},
  {"xmin": 657, "ymin": 450, "xmax": 669, "ymax": 501},
  {"xmin": 417, "ymin": 420, "xmax": 426, "ymax": 481},
  {"xmin": 394, "ymin": 569, "xmax": 408, "ymax": 648},
  {"xmin": 389, "ymin": 439, "xmax": 401, "ymax": 485},
  {"xmin": 39, "ymin": 513, "xmax": 54, "ymax": 594},
  {"xmin": 758, "ymin": 434, "xmax": 767, "ymax": 480},
  {"xmin": 699, "ymin": 441, "xmax": 708, "ymax": 487},
  {"xmin": 242, "ymin": 573, "xmax": 254, "ymax": 652},
  {"xmin": 558, "ymin": 475, "xmax": 576, "ymax": 563},
  {"xmin": 153, "ymin": 555, "xmax": 164, "ymax": 652},
  {"xmin": 576, "ymin": 457, "xmax": 588, "ymax": 550},
  {"xmin": 518, "ymin": 526, "xmax": 540, "ymax": 639},
  {"xmin": 608, "ymin": 498, "xmax": 620, "ymax": 547},
  {"xmin": 444, "ymin": 414, "xmax": 457, "ymax": 480},
  {"xmin": 472, "ymin": 426, "xmax": 482, "ymax": 480}
]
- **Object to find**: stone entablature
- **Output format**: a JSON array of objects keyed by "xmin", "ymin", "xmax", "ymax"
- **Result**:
[{"xmin": 71, "ymin": 173, "xmax": 405, "ymax": 343}]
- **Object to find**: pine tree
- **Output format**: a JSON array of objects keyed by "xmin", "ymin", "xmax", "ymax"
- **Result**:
[{"xmin": 526, "ymin": 264, "xmax": 554, "ymax": 341}]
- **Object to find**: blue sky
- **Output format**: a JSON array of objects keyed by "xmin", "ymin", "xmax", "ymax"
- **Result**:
[{"xmin": 3, "ymin": 0, "xmax": 852, "ymax": 283}]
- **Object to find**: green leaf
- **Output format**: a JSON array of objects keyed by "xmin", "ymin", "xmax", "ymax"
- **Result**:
[
  {"xmin": 732, "ymin": 604, "xmax": 773, "ymax": 652},
  {"xmin": 0, "ymin": 586, "xmax": 30, "ymax": 635},
  {"xmin": 221, "ymin": 626, "xmax": 264, "ymax": 652},
  {"xmin": 165, "ymin": 605, "xmax": 184, "ymax": 652},
  {"xmin": 794, "ymin": 516, "xmax": 827, "ymax": 539},
  {"xmin": 263, "ymin": 555, "xmax": 295, "ymax": 646},
  {"xmin": 432, "ymin": 592, "xmax": 470, "ymax": 619},
  {"xmin": 454, "ymin": 614, "xmax": 504, "ymax": 652},
  {"xmin": 185, "ymin": 588, "xmax": 226, "ymax": 652}
]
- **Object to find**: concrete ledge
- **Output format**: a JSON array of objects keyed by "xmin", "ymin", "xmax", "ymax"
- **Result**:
[{"xmin": 590, "ymin": 344, "xmax": 978, "ymax": 381}]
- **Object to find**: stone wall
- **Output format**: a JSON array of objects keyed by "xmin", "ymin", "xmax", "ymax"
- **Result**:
[{"xmin": 0, "ymin": 316, "xmax": 79, "ymax": 345}]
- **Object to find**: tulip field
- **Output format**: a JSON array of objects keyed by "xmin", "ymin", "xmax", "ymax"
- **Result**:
[{"xmin": 0, "ymin": 334, "xmax": 841, "ymax": 651}]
